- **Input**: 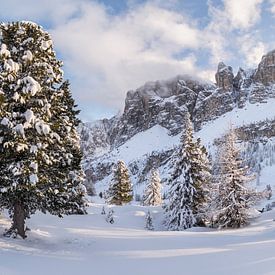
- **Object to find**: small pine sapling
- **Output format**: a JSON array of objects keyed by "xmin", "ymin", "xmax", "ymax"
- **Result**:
[
  {"xmin": 143, "ymin": 169, "xmax": 162, "ymax": 206},
  {"xmin": 265, "ymin": 184, "xmax": 272, "ymax": 200},
  {"xmin": 145, "ymin": 210, "xmax": 154, "ymax": 230},
  {"xmin": 106, "ymin": 160, "xmax": 133, "ymax": 205}
]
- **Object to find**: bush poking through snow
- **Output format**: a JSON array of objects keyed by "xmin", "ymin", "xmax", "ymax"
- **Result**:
[
  {"xmin": 106, "ymin": 209, "xmax": 114, "ymax": 224},
  {"xmin": 265, "ymin": 184, "xmax": 272, "ymax": 200},
  {"xmin": 145, "ymin": 210, "xmax": 154, "ymax": 230}
]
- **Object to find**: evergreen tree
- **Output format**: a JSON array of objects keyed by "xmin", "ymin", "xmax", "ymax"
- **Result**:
[
  {"xmin": 212, "ymin": 128, "xmax": 258, "ymax": 229},
  {"xmin": 143, "ymin": 169, "xmax": 162, "ymax": 206},
  {"xmin": 107, "ymin": 160, "xmax": 133, "ymax": 205},
  {"xmin": 192, "ymin": 138, "xmax": 212, "ymax": 226},
  {"xmin": 0, "ymin": 22, "xmax": 87, "ymax": 238},
  {"xmin": 164, "ymin": 115, "xmax": 196, "ymax": 230},
  {"xmin": 164, "ymin": 114, "xmax": 211, "ymax": 230}
]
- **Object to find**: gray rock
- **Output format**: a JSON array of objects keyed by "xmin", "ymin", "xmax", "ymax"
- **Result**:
[
  {"xmin": 254, "ymin": 49, "xmax": 275, "ymax": 85},
  {"xmin": 215, "ymin": 62, "xmax": 234, "ymax": 90}
]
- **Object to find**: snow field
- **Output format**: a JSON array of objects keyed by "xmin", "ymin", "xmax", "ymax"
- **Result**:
[{"xmin": 1, "ymin": 201, "xmax": 275, "ymax": 275}]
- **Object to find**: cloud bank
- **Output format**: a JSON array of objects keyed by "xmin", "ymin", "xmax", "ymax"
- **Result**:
[{"xmin": 0, "ymin": 0, "xmax": 274, "ymax": 120}]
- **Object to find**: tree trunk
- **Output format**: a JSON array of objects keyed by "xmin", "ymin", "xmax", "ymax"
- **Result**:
[{"xmin": 12, "ymin": 201, "xmax": 26, "ymax": 239}]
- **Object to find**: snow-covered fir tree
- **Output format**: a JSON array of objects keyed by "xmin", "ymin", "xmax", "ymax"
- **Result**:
[
  {"xmin": 164, "ymin": 113, "xmax": 211, "ymax": 230},
  {"xmin": 143, "ymin": 169, "xmax": 162, "ymax": 206},
  {"xmin": 192, "ymin": 138, "xmax": 212, "ymax": 226},
  {"xmin": 0, "ymin": 22, "xmax": 87, "ymax": 238},
  {"xmin": 211, "ymin": 128, "xmax": 259, "ymax": 229},
  {"xmin": 164, "ymin": 115, "xmax": 196, "ymax": 230},
  {"xmin": 107, "ymin": 160, "xmax": 133, "ymax": 205}
]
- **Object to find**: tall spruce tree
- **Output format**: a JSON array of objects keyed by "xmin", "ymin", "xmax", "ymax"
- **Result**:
[
  {"xmin": 107, "ymin": 160, "xmax": 133, "ymax": 205},
  {"xmin": 164, "ymin": 114, "xmax": 211, "ymax": 230},
  {"xmin": 143, "ymin": 169, "xmax": 162, "ymax": 206},
  {"xmin": 212, "ymin": 128, "xmax": 258, "ymax": 229},
  {"xmin": 0, "ymin": 22, "xmax": 87, "ymax": 238},
  {"xmin": 192, "ymin": 138, "xmax": 212, "ymax": 226}
]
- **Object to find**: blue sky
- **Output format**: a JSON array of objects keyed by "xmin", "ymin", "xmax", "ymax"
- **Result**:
[{"xmin": 0, "ymin": 0, "xmax": 274, "ymax": 121}]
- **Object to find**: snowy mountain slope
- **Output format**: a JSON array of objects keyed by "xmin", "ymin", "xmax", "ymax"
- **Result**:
[
  {"xmin": 1, "ymin": 202, "xmax": 275, "ymax": 275},
  {"xmin": 85, "ymin": 97, "xmax": 275, "ymax": 197},
  {"xmin": 81, "ymin": 49, "xmax": 275, "ymax": 197},
  {"xmin": 197, "ymin": 98, "xmax": 275, "ymax": 146}
]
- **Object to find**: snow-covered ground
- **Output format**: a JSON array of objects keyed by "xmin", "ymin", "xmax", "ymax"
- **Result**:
[
  {"xmin": 105, "ymin": 124, "xmax": 180, "ymax": 163},
  {"xmin": 197, "ymin": 98, "xmax": 275, "ymax": 146},
  {"xmin": 1, "ymin": 200, "xmax": 275, "ymax": 275}
]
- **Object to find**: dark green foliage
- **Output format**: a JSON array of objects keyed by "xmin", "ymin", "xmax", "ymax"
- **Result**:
[
  {"xmin": 0, "ymin": 21, "xmax": 87, "ymax": 238},
  {"xmin": 107, "ymin": 160, "xmax": 133, "ymax": 205}
]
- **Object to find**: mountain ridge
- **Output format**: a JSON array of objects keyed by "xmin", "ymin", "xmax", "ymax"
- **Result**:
[{"xmin": 79, "ymin": 49, "xmax": 275, "ymax": 196}]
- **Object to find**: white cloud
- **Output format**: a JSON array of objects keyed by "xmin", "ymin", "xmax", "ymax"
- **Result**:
[
  {"xmin": 0, "ymin": 0, "xmax": 87, "ymax": 25},
  {"xmin": 51, "ymin": 1, "xmax": 202, "ymax": 112},
  {"xmin": 237, "ymin": 34, "xmax": 266, "ymax": 67},
  {"xmin": 204, "ymin": 2, "xmax": 231, "ymax": 65},
  {"xmin": 204, "ymin": 0, "xmax": 265, "ymax": 68},
  {"xmin": 269, "ymin": 0, "xmax": 275, "ymax": 15},
  {"xmin": 0, "ymin": 0, "xmax": 271, "ymax": 120},
  {"xmin": 223, "ymin": 0, "xmax": 264, "ymax": 30}
]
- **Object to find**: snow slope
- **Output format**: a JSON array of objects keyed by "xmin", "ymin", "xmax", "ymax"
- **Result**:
[
  {"xmin": 106, "ymin": 125, "xmax": 180, "ymax": 163},
  {"xmin": 92, "ymin": 97, "xmax": 275, "ymax": 196},
  {"xmin": 1, "ymin": 202, "xmax": 275, "ymax": 275},
  {"xmin": 197, "ymin": 98, "xmax": 275, "ymax": 146}
]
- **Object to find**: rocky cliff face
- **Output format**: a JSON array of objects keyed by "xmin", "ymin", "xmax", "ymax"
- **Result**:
[
  {"xmin": 215, "ymin": 62, "xmax": 234, "ymax": 90},
  {"xmin": 254, "ymin": 50, "xmax": 275, "ymax": 85},
  {"xmin": 79, "ymin": 49, "xmax": 275, "ymax": 195}
]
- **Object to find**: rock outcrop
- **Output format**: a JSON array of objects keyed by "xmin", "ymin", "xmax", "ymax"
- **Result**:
[
  {"xmin": 254, "ymin": 50, "xmax": 275, "ymax": 85},
  {"xmin": 215, "ymin": 62, "xmax": 234, "ymax": 90}
]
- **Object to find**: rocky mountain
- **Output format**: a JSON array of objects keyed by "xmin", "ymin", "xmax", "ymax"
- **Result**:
[{"xmin": 80, "ymin": 49, "xmax": 275, "ymax": 197}]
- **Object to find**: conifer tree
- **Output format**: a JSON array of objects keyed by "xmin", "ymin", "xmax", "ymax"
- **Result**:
[
  {"xmin": 107, "ymin": 160, "xmax": 133, "ymax": 205},
  {"xmin": 164, "ymin": 115, "xmax": 196, "ymax": 230},
  {"xmin": 192, "ymin": 138, "xmax": 212, "ymax": 226},
  {"xmin": 0, "ymin": 21, "xmax": 87, "ymax": 238},
  {"xmin": 143, "ymin": 169, "xmax": 162, "ymax": 206},
  {"xmin": 164, "ymin": 113, "xmax": 211, "ymax": 230},
  {"xmin": 212, "ymin": 128, "xmax": 258, "ymax": 229}
]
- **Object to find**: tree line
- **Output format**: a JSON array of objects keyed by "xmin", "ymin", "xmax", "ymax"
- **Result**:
[{"xmin": 105, "ymin": 114, "xmax": 261, "ymax": 231}]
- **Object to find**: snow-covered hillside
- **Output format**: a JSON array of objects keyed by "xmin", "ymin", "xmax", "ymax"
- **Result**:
[
  {"xmin": 111, "ymin": 125, "xmax": 180, "ymax": 163},
  {"xmin": 81, "ymin": 50, "xmax": 275, "ymax": 198},
  {"xmin": 197, "ymin": 98, "xmax": 275, "ymax": 146},
  {"xmin": 1, "ymin": 201, "xmax": 275, "ymax": 275},
  {"xmin": 83, "ymin": 96, "xmax": 275, "ymax": 198}
]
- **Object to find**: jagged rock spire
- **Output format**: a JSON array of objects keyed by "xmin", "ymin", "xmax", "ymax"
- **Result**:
[
  {"xmin": 254, "ymin": 49, "xmax": 275, "ymax": 85},
  {"xmin": 215, "ymin": 62, "xmax": 234, "ymax": 90}
]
